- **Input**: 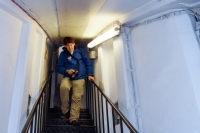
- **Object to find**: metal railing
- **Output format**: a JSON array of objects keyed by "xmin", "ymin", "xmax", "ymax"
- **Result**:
[
  {"xmin": 86, "ymin": 80, "xmax": 138, "ymax": 133},
  {"xmin": 21, "ymin": 71, "xmax": 54, "ymax": 133}
]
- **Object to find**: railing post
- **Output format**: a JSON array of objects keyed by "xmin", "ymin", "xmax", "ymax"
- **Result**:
[
  {"xmin": 120, "ymin": 118, "xmax": 124, "ymax": 133},
  {"xmin": 91, "ymin": 82, "xmax": 94, "ymax": 121},
  {"xmin": 42, "ymin": 93, "xmax": 45, "ymax": 132},
  {"xmin": 30, "ymin": 121, "xmax": 33, "ymax": 133},
  {"xmin": 34, "ymin": 107, "xmax": 38, "ymax": 133},
  {"xmin": 101, "ymin": 94, "xmax": 105, "ymax": 133},
  {"xmin": 112, "ymin": 108, "xmax": 116, "ymax": 133},
  {"xmin": 88, "ymin": 81, "xmax": 138, "ymax": 133},
  {"xmin": 41, "ymin": 93, "xmax": 45, "ymax": 132},
  {"xmin": 37, "ymin": 102, "xmax": 41, "ymax": 133},
  {"xmin": 97, "ymin": 91, "xmax": 101, "ymax": 133},
  {"xmin": 106, "ymin": 101, "xmax": 110, "ymax": 133},
  {"xmin": 44, "ymin": 84, "xmax": 48, "ymax": 125},
  {"xmin": 94, "ymin": 84, "xmax": 97, "ymax": 128},
  {"xmin": 21, "ymin": 71, "xmax": 53, "ymax": 133}
]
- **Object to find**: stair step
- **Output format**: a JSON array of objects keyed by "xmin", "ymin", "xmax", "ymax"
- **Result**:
[
  {"xmin": 46, "ymin": 108, "xmax": 95, "ymax": 133},
  {"xmin": 46, "ymin": 118, "xmax": 94, "ymax": 125},
  {"xmin": 48, "ymin": 113, "xmax": 91, "ymax": 119},
  {"xmin": 49, "ymin": 108, "xmax": 89, "ymax": 113},
  {"xmin": 45, "ymin": 125, "xmax": 96, "ymax": 133}
]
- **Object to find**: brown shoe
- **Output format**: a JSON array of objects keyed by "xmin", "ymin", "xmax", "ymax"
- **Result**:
[
  {"xmin": 70, "ymin": 120, "xmax": 80, "ymax": 126},
  {"xmin": 60, "ymin": 112, "xmax": 69, "ymax": 119},
  {"xmin": 60, "ymin": 113, "xmax": 67, "ymax": 119}
]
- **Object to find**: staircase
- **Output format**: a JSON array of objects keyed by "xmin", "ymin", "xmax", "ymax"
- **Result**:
[
  {"xmin": 45, "ymin": 107, "xmax": 96, "ymax": 133},
  {"xmin": 21, "ymin": 74, "xmax": 138, "ymax": 133}
]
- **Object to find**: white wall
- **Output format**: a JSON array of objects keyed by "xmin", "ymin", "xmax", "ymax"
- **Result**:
[
  {"xmin": 131, "ymin": 13, "xmax": 200, "ymax": 133},
  {"xmin": 0, "ymin": 0, "xmax": 53, "ymax": 132},
  {"xmin": 93, "ymin": 39, "xmax": 124, "ymax": 133},
  {"xmin": 0, "ymin": 6, "xmax": 23, "ymax": 133},
  {"xmin": 28, "ymin": 30, "xmax": 46, "ymax": 109},
  {"xmin": 93, "ymin": 38, "xmax": 118, "ymax": 102},
  {"xmin": 92, "ymin": 29, "xmax": 143, "ymax": 133},
  {"xmin": 92, "ymin": 12, "xmax": 200, "ymax": 133},
  {"xmin": 113, "ymin": 33, "xmax": 141, "ymax": 132},
  {"xmin": 57, "ymin": 46, "xmax": 64, "ymax": 85}
]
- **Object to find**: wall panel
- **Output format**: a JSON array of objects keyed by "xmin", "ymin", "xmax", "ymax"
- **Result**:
[
  {"xmin": 131, "ymin": 14, "xmax": 200, "ymax": 133},
  {"xmin": 0, "ymin": 7, "xmax": 23, "ymax": 133}
]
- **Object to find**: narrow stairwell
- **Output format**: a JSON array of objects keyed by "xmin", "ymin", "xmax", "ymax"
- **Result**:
[
  {"xmin": 45, "ymin": 107, "xmax": 96, "ymax": 133},
  {"xmin": 21, "ymin": 73, "xmax": 138, "ymax": 133}
]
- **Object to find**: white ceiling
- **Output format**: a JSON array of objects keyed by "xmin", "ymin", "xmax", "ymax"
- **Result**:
[{"xmin": 15, "ymin": 0, "xmax": 200, "ymax": 47}]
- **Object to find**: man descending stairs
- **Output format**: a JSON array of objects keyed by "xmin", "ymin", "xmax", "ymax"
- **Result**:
[{"xmin": 45, "ymin": 107, "xmax": 96, "ymax": 133}]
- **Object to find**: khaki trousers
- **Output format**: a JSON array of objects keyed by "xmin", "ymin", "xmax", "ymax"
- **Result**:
[{"xmin": 60, "ymin": 77, "xmax": 85, "ymax": 122}]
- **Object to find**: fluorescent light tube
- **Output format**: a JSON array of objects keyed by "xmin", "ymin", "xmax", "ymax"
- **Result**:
[{"xmin": 87, "ymin": 24, "xmax": 120, "ymax": 48}]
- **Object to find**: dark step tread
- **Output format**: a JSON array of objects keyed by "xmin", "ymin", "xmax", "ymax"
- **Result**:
[
  {"xmin": 46, "ymin": 125, "xmax": 95, "ymax": 128},
  {"xmin": 48, "ymin": 112, "xmax": 90, "ymax": 115},
  {"xmin": 46, "ymin": 119, "xmax": 94, "ymax": 125},
  {"xmin": 49, "ymin": 108, "xmax": 89, "ymax": 113},
  {"xmin": 47, "ymin": 118, "xmax": 93, "ymax": 121},
  {"xmin": 45, "ymin": 125, "xmax": 96, "ymax": 133},
  {"xmin": 48, "ymin": 113, "xmax": 91, "ymax": 119}
]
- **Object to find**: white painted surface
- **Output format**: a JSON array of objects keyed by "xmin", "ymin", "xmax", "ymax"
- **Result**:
[
  {"xmin": 1, "ymin": 1, "xmax": 200, "ymax": 133},
  {"xmin": 93, "ymin": 39, "xmax": 118, "ymax": 102},
  {"xmin": 120, "ymin": 0, "xmax": 176, "ymax": 24},
  {"xmin": 131, "ymin": 14, "xmax": 200, "ymax": 133},
  {"xmin": 12, "ymin": 0, "xmax": 200, "ymax": 46},
  {"xmin": 29, "ymin": 30, "xmax": 43, "ymax": 98},
  {"xmin": 92, "ymin": 29, "xmax": 143, "ymax": 132},
  {"xmin": 0, "ymin": 0, "xmax": 50, "ymax": 132},
  {"xmin": 8, "ymin": 23, "xmax": 30, "ymax": 133},
  {"xmin": 93, "ymin": 46, "xmax": 102, "ymax": 87},
  {"xmin": 50, "ymin": 52, "xmax": 57, "ymax": 108},
  {"xmin": 175, "ymin": 15, "xmax": 200, "ymax": 113},
  {"xmin": 112, "ymin": 35, "xmax": 132, "ymax": 132},
  {"xmin": 105, "ymin": 39, "xmax": 118, "ymax": 102},
  {"xmin": 57, "ymin": 46, "xmax": 64, "ymax": 85},
  {"xmin": 113, "ymin": 33, "xmax": 141, "ymax": 132},
  {"xmin": 0, "ymin": 7, "xmax": 23, "ymax": 133},
  {"xmin": 19, "ymin": 23, "xmax": 37, "ymax": 132},
  {"xmin": 93, "ymin": 39, "xmax": 123, "ymax": 133}
]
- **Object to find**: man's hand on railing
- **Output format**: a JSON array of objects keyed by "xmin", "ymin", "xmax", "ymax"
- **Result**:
[{"xmin": 88, "ymin": 76, "xmax": 94, "ymax": 81}]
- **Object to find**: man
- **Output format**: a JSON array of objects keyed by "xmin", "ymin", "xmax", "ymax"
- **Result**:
[{"xmin": 56, "ymin": 37, "xmax": 94, "ymax": 126}]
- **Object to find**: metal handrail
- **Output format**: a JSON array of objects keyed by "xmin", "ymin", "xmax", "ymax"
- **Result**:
[
  {"xmin": 21, "ymin": 71, "xmax": 54, "ymax": 133},
  {"xmin": 86, "ymin": 80, "xmax": 138, "ymax": 133}
]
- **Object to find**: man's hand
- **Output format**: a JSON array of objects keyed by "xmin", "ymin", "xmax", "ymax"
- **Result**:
[
  {"xmin": 66, "ymin": 69, "xmax": 75, "ymax": 75},
  {"xmin": 88, "ymin": 76, "xmax": 94, "ymax": 81}
]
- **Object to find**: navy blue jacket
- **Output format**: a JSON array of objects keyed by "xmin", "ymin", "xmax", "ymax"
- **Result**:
[{"xmin": 56, "ymin": 47, "xmax": 93, "ymax": 80}]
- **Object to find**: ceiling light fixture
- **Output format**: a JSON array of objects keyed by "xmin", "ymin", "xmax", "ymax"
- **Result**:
[{"xmin": 87, "ymin": 22, "xmax": 121, "ymax": 48}]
